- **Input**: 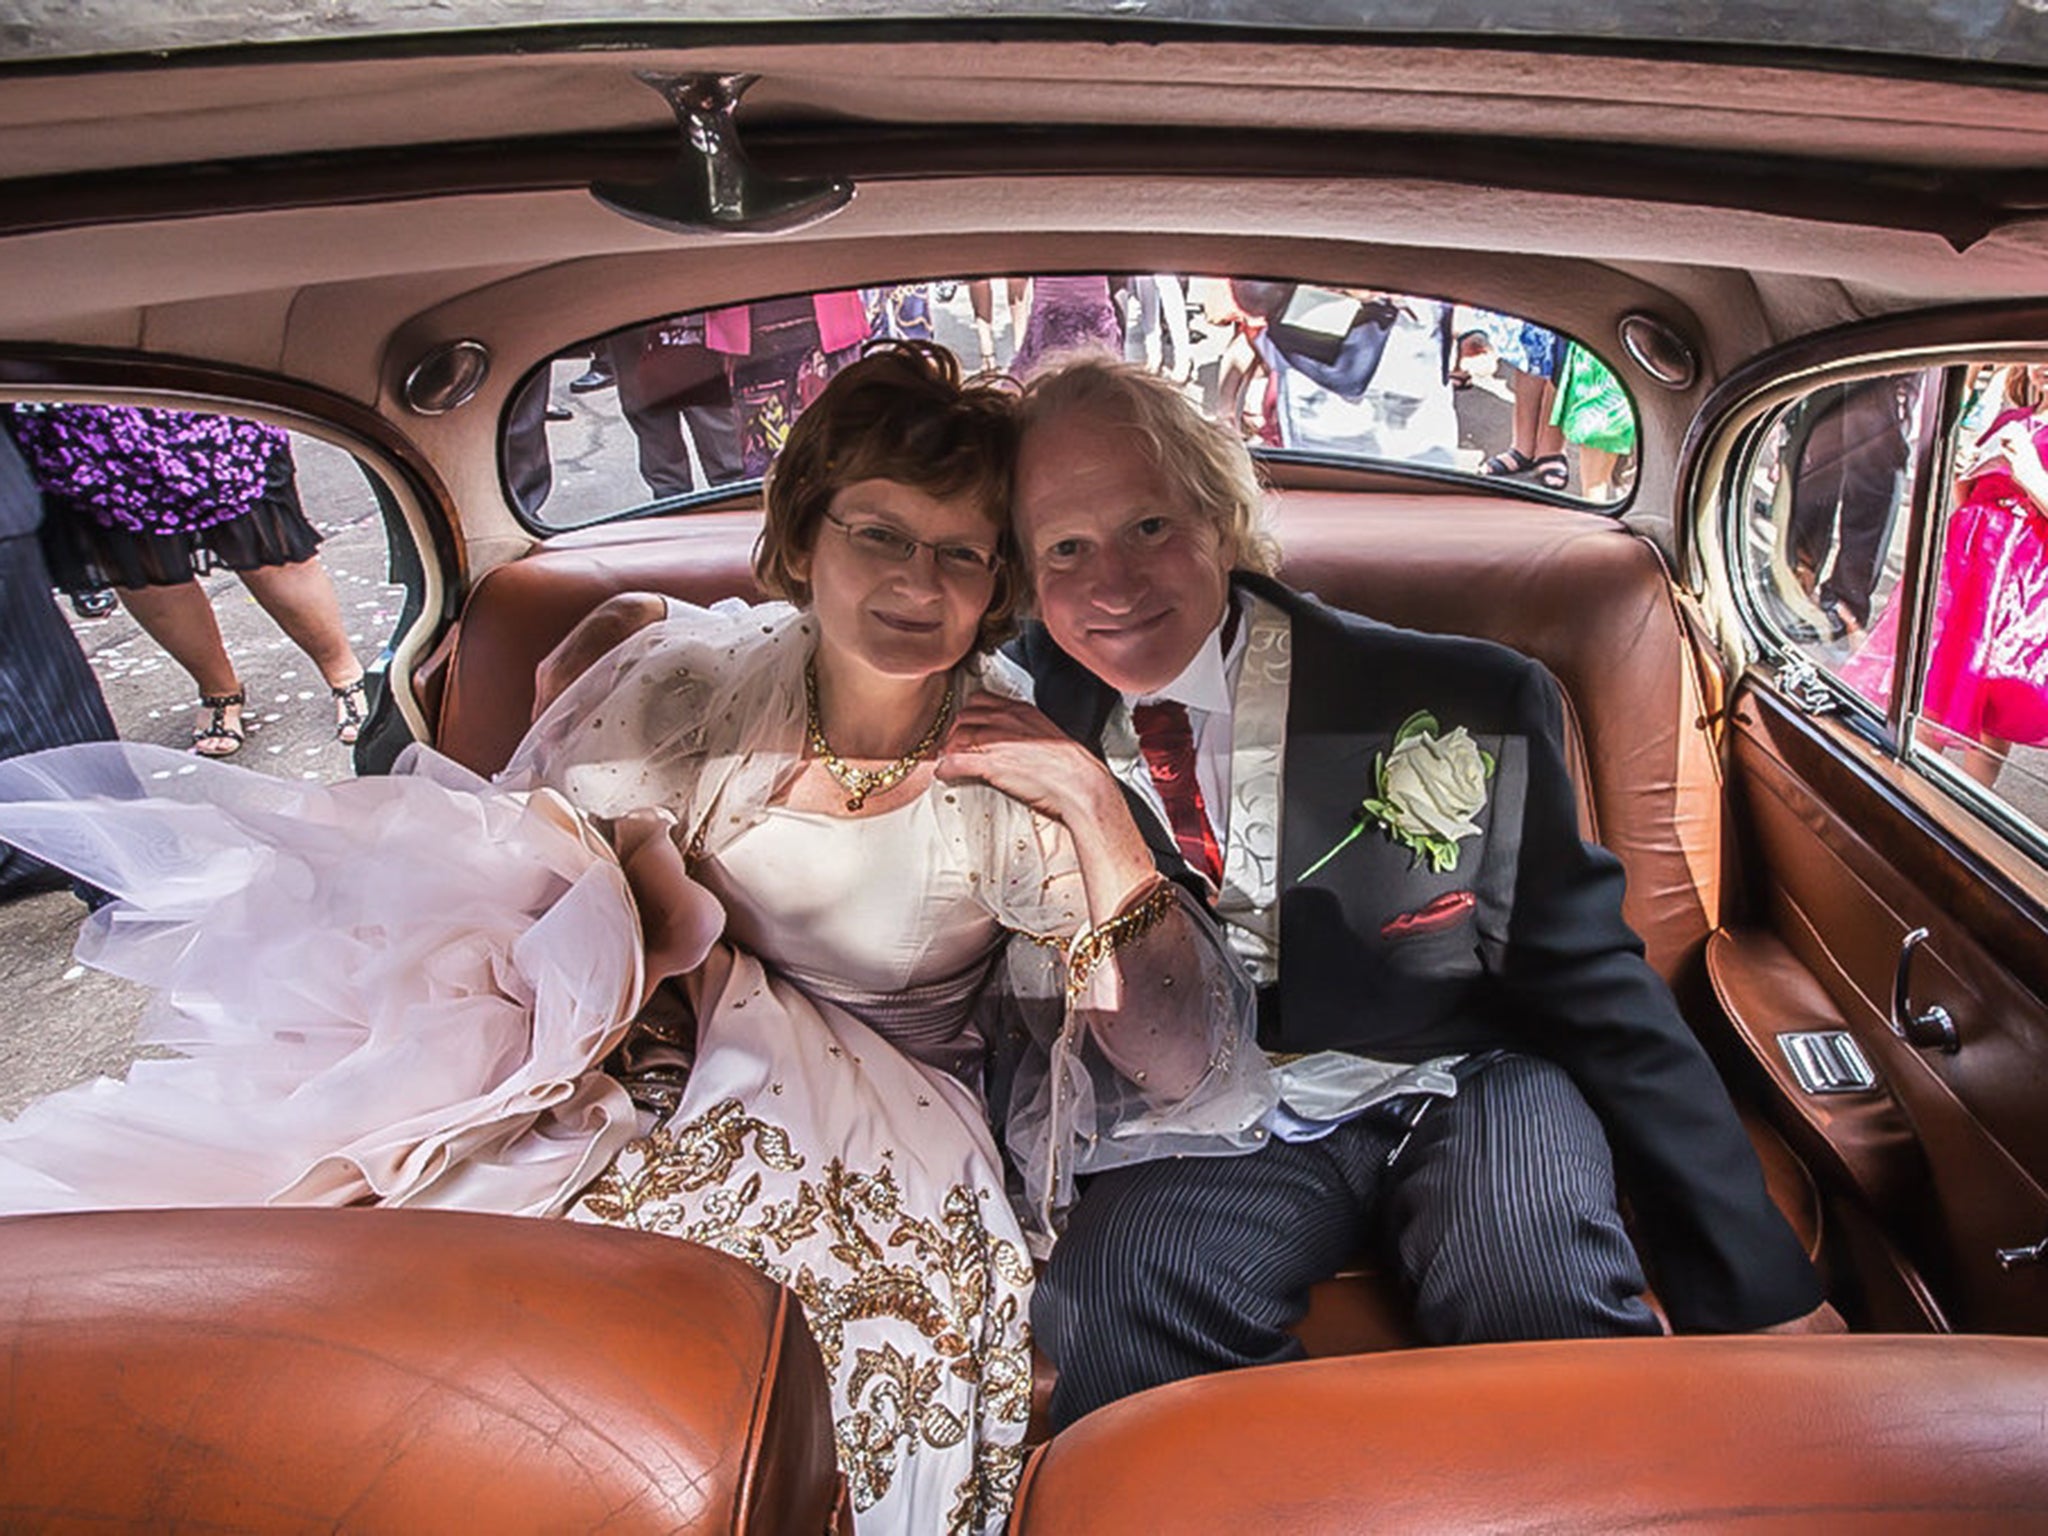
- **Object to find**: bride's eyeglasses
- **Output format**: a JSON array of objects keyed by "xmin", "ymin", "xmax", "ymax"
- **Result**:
[{"xmin": 822, "ymin": 512, "xmax": 1002, "ymax": 579}]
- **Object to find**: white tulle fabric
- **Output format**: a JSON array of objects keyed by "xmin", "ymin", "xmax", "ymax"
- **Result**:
[{"xmin": 0, "ymin": 746, "xmax": 646, "ymax": 1214}]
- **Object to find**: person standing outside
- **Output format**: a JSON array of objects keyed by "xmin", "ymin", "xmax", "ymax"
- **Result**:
[
  {"xmin": 0, "ymin": 428, "xmax": 117, "ymax": 898},
  {"xmin": 11, "ymin": 405, "xmax": 368, "ymax": 756}
]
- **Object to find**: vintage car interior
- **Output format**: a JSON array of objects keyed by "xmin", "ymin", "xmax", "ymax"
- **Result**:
[{"xmin": 5, "ymin": 3, "xmax": 2048, "ymax": 1529}]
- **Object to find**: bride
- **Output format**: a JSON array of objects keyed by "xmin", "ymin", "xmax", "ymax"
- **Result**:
[{"xmin": 0, "ymin": 342, "xmax": 1272, "ymax": 1535}]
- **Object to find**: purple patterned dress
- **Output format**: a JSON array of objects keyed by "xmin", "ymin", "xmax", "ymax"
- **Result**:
[{"xmin": 9, "ymin": 404, "xmax": 318, "ymax": 591}]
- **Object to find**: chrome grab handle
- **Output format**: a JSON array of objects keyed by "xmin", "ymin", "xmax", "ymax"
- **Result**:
[
  {"xmin": 1890, "ymin": 927, "xmax": 1960, "ymax": 1054},
  {"xmin": 1998, "ymin": 1238, "xmax": 2048, "ymax": 1270}
]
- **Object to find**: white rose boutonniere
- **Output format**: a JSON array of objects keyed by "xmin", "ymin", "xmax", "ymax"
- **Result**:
[{"xmin": 1300, "ymin": 711, "xmax": 1496, "ymax": 879}]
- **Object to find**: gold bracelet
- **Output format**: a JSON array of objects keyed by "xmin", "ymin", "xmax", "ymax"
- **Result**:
[{"xmin": 1064, "ymin": 878, "xmax": 1179, "ymax": 1001}]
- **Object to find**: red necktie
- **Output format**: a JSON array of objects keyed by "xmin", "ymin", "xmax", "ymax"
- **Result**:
[{"xmin": 1132, "ymin": 700, "xmax": 1224, "ymax": 888}]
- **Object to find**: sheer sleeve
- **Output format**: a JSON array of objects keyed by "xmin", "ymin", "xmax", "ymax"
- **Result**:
[
  {"xmin": 946, "ymin": 785, "xmax": 1274, "ymax": 1248},
  {"xmin": 500, "ymin": 599, "xmax": 812, "ymax": 850}
]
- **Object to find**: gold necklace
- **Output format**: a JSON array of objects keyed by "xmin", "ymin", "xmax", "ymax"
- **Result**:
[{"xmin": 804, "ymin": 662, "xmax": 955, "ymax": 812}]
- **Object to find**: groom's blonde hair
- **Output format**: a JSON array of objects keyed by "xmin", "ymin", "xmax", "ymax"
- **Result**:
[{"xmin": 1017, "ymin": 355, "xmax": 1281, "ymax": 577}]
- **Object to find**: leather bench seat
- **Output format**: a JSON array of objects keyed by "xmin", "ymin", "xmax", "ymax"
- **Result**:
[
  {"xmin": 0, "ymin": 1207, "xmax": 848, "ymax": 1534},
  {"xmin": 1006, "ymin": 1335, "xmax": 2048, "ymax": 1532},
  {"xmin": 423, "ymin": 490, "xmax": 1818, "ymax": 1368},
  {"xmin": 434, "ymin": 493, "xmax": 1724, "ymax": 988}
]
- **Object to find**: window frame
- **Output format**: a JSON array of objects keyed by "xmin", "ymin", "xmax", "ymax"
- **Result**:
[{"xmin": 1696, "ymin": 340, "xmax": 2048, "ymax": 874}]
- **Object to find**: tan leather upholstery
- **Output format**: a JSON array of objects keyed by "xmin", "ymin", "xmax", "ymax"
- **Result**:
[
  {"xmin": 0, "ymin": 1207, "xmax": 847, "ymax": 1534},
  {"xmin": 435, "ymin": 512, "xmax": 765, "ymax": 777},
  {"xmin": 1008, "ymin": 1336, "xmax": 2048, "ymax": 1533},
  {"xmin": 432, "ymin": 495, "xmax": 1721, "ymax": 985}
]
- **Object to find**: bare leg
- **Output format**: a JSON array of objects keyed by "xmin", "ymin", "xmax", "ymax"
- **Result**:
[
  {"xmin": 1961, "ymin": 734, "xmax": 2010, "ymax": 789},
  {"xmin": 1578, "ymin": 446, "xmax": 1622, "ymax": 502},
  {"xmin": 236, "ymin": 556, "xmax": 365, "ymax": 738},
  {"xmin": 969, "ymin": 279, "xmax": 998, "ymax": 371},
  {"xmin": 1509, "ymin": 367, "xmax": 1544, "ymax": 459},
  {"xmin": 1215, "ymin": 330, "xmax": 1263, "ymax": 439},
  {"xmin": 115, "ymin": 579, "xmax": 244, "ymax": 753}
]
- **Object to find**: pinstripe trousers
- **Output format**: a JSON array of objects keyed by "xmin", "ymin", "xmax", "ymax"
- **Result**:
[
  {"xmin": 0, "ymin": 531, "xmax": 118, "ymax": 898},
  {"xmin": 1033, "ymin": 1050, "xmax": 1661, "ymax": 1430}
]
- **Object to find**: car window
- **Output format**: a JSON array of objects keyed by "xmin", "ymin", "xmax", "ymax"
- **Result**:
[
  {"xmin": 1732, "ymin": 371, "xmax": 1930, "ymax": 715},
  {"xmin": 3, "ymin": 401, "xmax": 413, "ymax": 783},
  {"xmin": 1728, "ymin": 361, "xmax": 2048, "ymax": 853},
  {"xmin": 1908, "ymin": 364, "xmax": 2048, "ymax": 833},
  {"xmin": 503, "ymin": 276, "xmax": 1635, "ymax": 530}
]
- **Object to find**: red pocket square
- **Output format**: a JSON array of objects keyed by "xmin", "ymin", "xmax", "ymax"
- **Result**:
[{"xmin": 1380, "ymin": 889, "xmax": 1476, "ymax": 940}]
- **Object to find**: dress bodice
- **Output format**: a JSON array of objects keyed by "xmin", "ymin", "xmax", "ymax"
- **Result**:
[{"xmin": 696, "ymin": 790, "xmax": 1004, "ymax": 1078}]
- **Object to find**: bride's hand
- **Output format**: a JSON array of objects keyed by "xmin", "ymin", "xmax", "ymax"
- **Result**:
[
  {"xmin": 939, "ymin": 695, "xmax": 1159, "ymax": 920},
  {"xmin": 937, "ymin": 695, "xmax": 1113, "ymax": 822}
]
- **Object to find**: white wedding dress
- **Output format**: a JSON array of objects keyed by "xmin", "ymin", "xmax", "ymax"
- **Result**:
[
  {"xmin": 574, "ymin": 796, "xmax": 1039, "ymax": 1530},
  {"xmin": 0, "ymin": 600, "xmax": 1274, "ymax": 1536}
]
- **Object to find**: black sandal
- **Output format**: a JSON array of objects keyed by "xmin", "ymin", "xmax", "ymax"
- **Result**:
[
  {"xmin": 1532, "ymin": 453, "xmax": 1571, "ymax": 491},
  {"xmin": 1480, "ymin": 448, "xmax": 1535, "ymax": 477},
  {"xmin": 191, "ymin": 687, "xmax": 246, "ymax": 758},
  {"xmin": 332, "ymin": 677, "xmax": 370, "ymax": 745}
]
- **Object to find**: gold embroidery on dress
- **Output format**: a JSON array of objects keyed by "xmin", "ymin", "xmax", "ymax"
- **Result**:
[{"xmin": 575, "ymin": 1097, "xmax": 1033, "ymax": 1533}]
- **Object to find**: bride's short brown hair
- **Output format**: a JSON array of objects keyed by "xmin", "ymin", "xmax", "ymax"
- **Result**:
[{"xmin": 754, "ymin": 340, "xmax": 1020, "ymax": 652}]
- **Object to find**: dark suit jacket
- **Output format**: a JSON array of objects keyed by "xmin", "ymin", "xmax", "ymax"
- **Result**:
[{"xmin": 1019, "ymin": 571, "xmax": 1821, "ymax": 1331}]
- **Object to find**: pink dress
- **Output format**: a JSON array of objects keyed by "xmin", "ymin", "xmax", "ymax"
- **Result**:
[{"xmin": 1923, "ymin": 409, "xmax": 2048, "ymax": 746}]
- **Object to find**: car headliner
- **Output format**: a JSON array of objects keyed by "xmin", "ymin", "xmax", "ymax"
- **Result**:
[{"xmin": 1, "ymin": 26, "xmax": 2046, "ymax": 564}]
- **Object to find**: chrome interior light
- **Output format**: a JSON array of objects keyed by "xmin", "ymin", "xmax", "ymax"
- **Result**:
[
  {"xmin": 1617, "ymin": 312, "xmax": 1699, "ymax": 391},
  {"xmin": 402, "ymin": 338, "xmax": 491, "ymax": 415}
]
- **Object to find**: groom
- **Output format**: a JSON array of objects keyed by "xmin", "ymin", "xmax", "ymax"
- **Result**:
[{"xmin": 1007, "ymin": 356, "xmax": 1830, "ymax": 1430}]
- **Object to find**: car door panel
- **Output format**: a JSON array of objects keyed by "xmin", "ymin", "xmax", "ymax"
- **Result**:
[{"xmin": 1725, "ymin": 683, "xmax": 2048, "ymax": 1333}]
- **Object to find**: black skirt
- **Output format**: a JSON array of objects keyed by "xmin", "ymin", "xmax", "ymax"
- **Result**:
[{"xmin": 37, "ymin": 443, "xmax": 323, "ymax": 593}]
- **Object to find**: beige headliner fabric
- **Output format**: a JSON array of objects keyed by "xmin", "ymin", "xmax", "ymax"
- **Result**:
[
  {"xmin": 6, "ymin": 43, "xmax": 2048, "ymax": 175},
  {"xmin": 4, "ymin": 36, "xmax": 2045, "ymax": 566}
]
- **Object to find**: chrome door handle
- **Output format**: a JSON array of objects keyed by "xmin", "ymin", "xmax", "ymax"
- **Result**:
[{"xmin": 1891, "ymin": 927, "xmax": 1960, "ymax": 1053}]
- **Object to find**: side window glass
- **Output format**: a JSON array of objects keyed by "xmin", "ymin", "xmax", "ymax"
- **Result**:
[
  {"xmin": 1908, "ymin": 364, "xmax": 2048, "ymax": 829},
  {"xmin": 1735, "ymin": 372, "xmax": 1929, "ymax": 711}
]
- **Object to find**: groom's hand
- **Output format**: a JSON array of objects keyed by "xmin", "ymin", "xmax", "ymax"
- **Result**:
[{"xmin": 532, "ymin": 592, "xmax": 667, "ymax": 721}]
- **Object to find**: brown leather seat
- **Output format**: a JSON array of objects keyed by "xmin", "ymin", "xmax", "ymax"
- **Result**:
[
  {"xmin": 431, "ymin": 511, "xmax": 766, "ymax": 776},
  {"xmin": 0, "ymin": 1207, "xmax": 848, "ymax": 1534},
  {"xmin": 432, "ymin": 495, "xmax": 1725, "ymax": 986},
  {"xmin": 1007, "ymin": 1335, "xmax": 2048, "ymax": 1533}
]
